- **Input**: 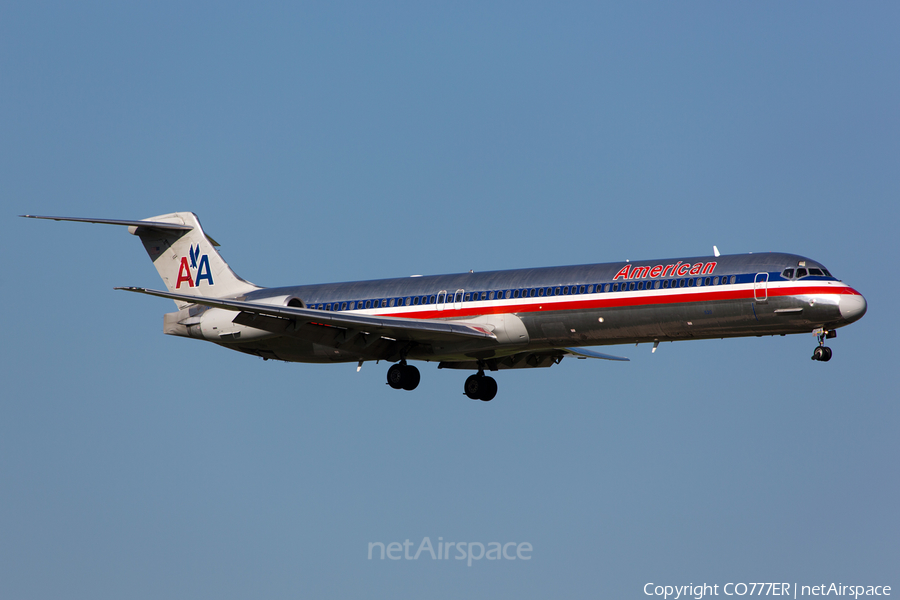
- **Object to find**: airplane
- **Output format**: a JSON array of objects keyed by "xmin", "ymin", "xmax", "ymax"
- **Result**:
[{"xmin": 23, "ymin": 212, "xmax": 867, "ymax": 401}]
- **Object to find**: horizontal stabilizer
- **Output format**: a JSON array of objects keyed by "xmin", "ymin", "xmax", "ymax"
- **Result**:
[{"xmin": 21, "ymin": 215, "xmax": 194, "ymax": 232}]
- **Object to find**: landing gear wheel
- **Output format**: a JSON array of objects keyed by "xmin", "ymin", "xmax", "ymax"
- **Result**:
[
  {"xmin": 387, "ymin": 364, "xmax": 405, "ymax": 389},
  {"xmin": 811, "ymin": 346, "xmax": 833, "ymax": 362},
  {"xmin": 464, "ymin": 374, "xmax": 482, "ymax": 399},
  {"xmin": 479, "ymin": 376, "xmax": 497, "ymax": 401},
  {"xmin": 401, "ymin": 365, "xmax": 420, "ymax": 390},
  {"xmin": 464, "ymin": 374, "xmax": 497, "ymax": 401},
  {"xmin": 387, "ymin": 363, "xmax": 420, "ymax": 391}
]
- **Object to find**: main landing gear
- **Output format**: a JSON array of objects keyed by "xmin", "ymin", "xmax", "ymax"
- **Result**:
[
  {"xmin": 811, "ymin": 328, "xmax": 835, "ymax": 362},
  {"xmin": 464, "ymin": 371, "xmax": 498, "ymax": 402},
  {"xmin": 385, "ymin": 361, "xmax": 498, "ymax": 400},
  {"xmin": 386, "ymin": 360, "xmax": 420, "ymax": 391}
]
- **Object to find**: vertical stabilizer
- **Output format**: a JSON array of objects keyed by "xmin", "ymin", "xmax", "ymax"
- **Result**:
[{"xmin": 129, "ymin": 212, "xmax": 259, "ymax": 308}]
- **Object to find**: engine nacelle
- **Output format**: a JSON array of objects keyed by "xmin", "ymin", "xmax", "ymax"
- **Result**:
[{"xmin": 164, "ymin": 295, "xmax": 304, "ymax": 342}]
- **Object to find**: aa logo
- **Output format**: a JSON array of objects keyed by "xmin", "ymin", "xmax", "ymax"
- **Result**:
[{"xmin": 175, "ymin": 244, "xmax": 214, "ymax": 288}]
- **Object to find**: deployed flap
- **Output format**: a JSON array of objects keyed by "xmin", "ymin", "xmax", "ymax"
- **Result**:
[
  {"xmin": 117, "ymin": 287, "xmax": 497, "ymax": 343},
  {"xmin": 438, "ymin": 346, "xmax": 629, "ymax": 371},
  {"xmin": 561, "ymin": 347, "xmax": 630, "ymax": 361}
]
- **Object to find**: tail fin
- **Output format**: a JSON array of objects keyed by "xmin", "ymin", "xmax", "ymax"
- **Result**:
[
  {"xmin": 23, "ymin": 212, "xmax": 259, "ymax": 308},
  {"xmin": 129, "ymin": 212, "xmax": 258, "ymax": 306}
]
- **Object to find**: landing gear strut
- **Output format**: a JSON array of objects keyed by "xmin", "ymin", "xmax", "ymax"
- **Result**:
[
  {"xmin": 811, "ymin": 329, "xmax": 834, "ymax": 362},
  {"xmin": 387, "ymin": 360, "xmax": 420, "ymax": 391},
  {"xmin": 464, "ymin": 371, "xmax": 497, "ymax": 401}
]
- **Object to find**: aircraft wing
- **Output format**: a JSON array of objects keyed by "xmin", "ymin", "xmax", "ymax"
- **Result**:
[{"xmin": 116, "ymin": 287, "xmax": 497, "ymax": 343}]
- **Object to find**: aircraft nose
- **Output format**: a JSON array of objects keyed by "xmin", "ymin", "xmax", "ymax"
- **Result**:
[{"xmin": 839, "ymin": 292, "xmax": 867, "ymax": 323}]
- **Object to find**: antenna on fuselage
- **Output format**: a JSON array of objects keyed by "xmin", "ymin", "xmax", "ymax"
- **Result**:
[{"xmin": 713, "ymin": 246, "xmax": 720, "ymax": 257}]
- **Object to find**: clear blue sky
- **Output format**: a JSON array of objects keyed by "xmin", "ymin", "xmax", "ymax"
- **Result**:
[{"xmin": 2, "ymin": 2, "xmax": 897, "ymax": 598}]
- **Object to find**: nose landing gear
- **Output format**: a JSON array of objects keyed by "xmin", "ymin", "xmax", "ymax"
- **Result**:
[
  {"xmin": 386, "ymin": 360, "xmax": 420, "ymax": 390},
  {"xmin": 811, "ymin": 328, "xmax": 835, "ymax": 362}
]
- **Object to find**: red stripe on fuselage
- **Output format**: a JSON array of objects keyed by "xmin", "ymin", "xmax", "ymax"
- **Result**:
[{"xmin": 362, "ymin": 284, "xmax": 859, "ymax": 321}]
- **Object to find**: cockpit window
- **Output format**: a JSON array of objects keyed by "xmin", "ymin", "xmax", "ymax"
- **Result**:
[
  {"xmin": 808, "ymin": 268, "xmax": 824, "ymax": 276},
  {"xmin": 823, "ymin": 269, "xmax": 832, "ymax": 277},
  {"xmin": 782, "ymin": 268, "xmax": 794, "ymax": 279},
  {"xmin": 796, "ymin": 268, "xmax": 808, "ymax": 278}
]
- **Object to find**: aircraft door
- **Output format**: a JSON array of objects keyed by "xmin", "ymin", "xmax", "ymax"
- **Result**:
[
  {"xmin": 754, "ymin": 273, "xmax": 769, "ymax": 302},
  {"xmin": 453, "ymin": 289, "xmax": 464, "ymax": 310},
  {"xmin": 437, "ymin": 290, "xmax": 447, "ymax": 311}
]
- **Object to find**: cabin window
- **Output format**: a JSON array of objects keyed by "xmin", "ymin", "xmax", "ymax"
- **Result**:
[
  {"xmin": 730, "ymin": 275, "xmax": 737, "ymax": 284},
  {"xmin": 654, "ymin": 280, "xmax": 661, "ymax": 289},
  {"xmin": 488, "ymin": 291, "xmax": 494, "ymax": 300}
]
